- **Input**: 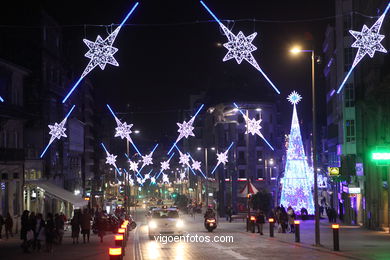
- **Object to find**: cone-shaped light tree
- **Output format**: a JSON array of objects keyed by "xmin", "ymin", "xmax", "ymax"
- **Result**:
[{"xmin": 280, "ymin": 91, "xmax": 315, "ymax": 214}]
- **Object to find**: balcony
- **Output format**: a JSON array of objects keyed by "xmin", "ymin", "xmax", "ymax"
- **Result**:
[{"xmin": 0, "ymin": 148, "xmax": 24, "ymax": 161}]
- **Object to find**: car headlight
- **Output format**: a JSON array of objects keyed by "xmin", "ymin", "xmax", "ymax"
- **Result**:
[
  {"xmin": 176, "ymin": 220, "xmax": 184, "ymax": 228},
  {"xmin": 149, "ymin": 221, "xmax": 158, "ymax": 229}
]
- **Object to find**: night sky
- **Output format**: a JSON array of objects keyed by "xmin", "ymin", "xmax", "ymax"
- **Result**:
[{"xmin": 1, "ymin": 0, "xmax": 334, "ymax": 145}]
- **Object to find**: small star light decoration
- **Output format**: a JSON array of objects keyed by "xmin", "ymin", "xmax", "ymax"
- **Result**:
[
  {"xmin": 48, "ymin": 121, "xmax": 67, "ymax": 142},
  {"xmin": 150, "ymin": 176, "xmax": 156, "ymax": 184},
  {"xmin": 161, "ymin": 160, "xmax": 170, "ymax": 171},
  {"xmin": 129, "ymin": 161, "xmax": 139, "ymax": 172},
  {"xmin": 162, "ymin": 174, "xmax": 170, "ymax": 184},
  {"xmin": 136, "ymin": 177, "xmax": 142, "ymax": 184},
  {"xmin": 106, "ymin": 153, "xmax": 117, "ymax": 166},
  {"xmin": 141, "ymin": 152, "xmax": 154, "ymax": 167},
  {"xmin": 179, "ymin": 151, "xmax": 190, "ymax": 167},
  {"xmin": 287, "ymin": 91, "xmax": 302, "ymax": 106},
  {"xmin": 245, "ymin": 117, "xmax": 262, "ymax": 136},
  {"xmin": 114, "ymin": 117, "xmax": 133, "ymax": 141},
  {"xmin": 144, "ymin": 173, "xmax": 150, "ymax": 180},
  {"xmin": 191, "ymin": 159, "xmax": 202, "ymax": 171},
  {"xmin": 176, "ymin": 118, "xmax": 195, "ymax": 143},
  {"xmin": 217, "ymin": 151, "xmax": 228, "ymax": 166},
  {"xmin": 129, "ymin": 178, "xmax": 134, "ymax": 186},
  {"xmin": 180, "ymin": 171, "xmax": 186, "ymax": 180}
]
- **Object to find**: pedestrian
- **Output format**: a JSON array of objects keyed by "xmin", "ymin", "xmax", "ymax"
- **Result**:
[
  {"xmin": 279, "ymin": 208, "xmax": 288, "ymax": 233},
  {"xmin": 28, "ymin": 212, "xmax": 36, "ymax": 239},
  {"xmin": 326, "ymin": 207, "xmax": 332, "ymax": 223},
  {"xmin": 80, "ymin": 208, "xmax": 91, "ymax": 243},
  {"xmin": 96, "ymin": 212, "xmax": 107, "ymax": 243},
  {"xmin": 287, "ymin": 206, "xmax": 296, "ymax": 233},
  {"xmin": 226, "ymin": 206, "xmax": 233, "ymax": 222},
  {"xmin": 256, "ymin": 210, "xmax": 265, "ymax": 235},
  {"xmin": 0, "ymin": 214, "xmax": 4, "ymax": 239},
  {"xmin": 5, "ymin": 213, "xmax": 13, "ymax": 239},
  {"xmin": 34, "ymin": 213, "xmax": 45, "ymax": 252},
  {"xmin": 20, "ymin": 210, "xmax": 32, "ymax": 253},
  {"xmin": 300, "ymin": 207, "xmax": 308, "ymax": 221},
  {"xmin": 71, "ymin": 210, "xmax": 81, "ymax": 244},
  {"xmin": 55, "ymin": 213, "xmax": 65, "ymax": 244},
  {"xmin": 45, "ymin": 213, "xmax": 55, "ymax": 253}
]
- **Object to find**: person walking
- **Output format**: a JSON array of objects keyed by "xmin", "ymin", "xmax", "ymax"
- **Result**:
[
  {"xmin": 55, "ymin": 213, "xmax": 65, "ymax": 244},
  {"xmin": 45, "ymin": 213, "xmax": 55, "ymax": 253},
  {"xmin": 5, "ymin": 212, "xmax": 14, "ymax": 239},
  {"xmin": 287, "ymin": 206, "xmax": 296, "ymax": 233},
  {"xmin": 255, "ymin": 210, "xmax": 265, "ymax": 235},
  {"xmin": 20, "ymin": 210, "xmax": 31, "ymax": 253},
  {"xmin": 279, "ymin": 208, "xmax": 288, "ymax": 233},
  {"xmin": 34, "ymin": 213, "xmax": 45, "ymax": 252},
  {"xmin": 71, "ymin": 211, "xmax": 81, "ymax": 244},
  {"xmin": 96, "ymin": 212, "xmax": 107, "ymax": 243},
  {"xmin": 80, "ymin": 208, "xmax": 91, "ymax": 243},
  {"xmin": 0, "ymin": 214, "xmax": 4, "ymax": 239}
]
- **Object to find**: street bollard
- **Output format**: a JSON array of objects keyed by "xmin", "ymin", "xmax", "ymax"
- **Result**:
[
  {"xmin": 294, "ymin": 220, "xmax": 300, "ymax": 242},
  {"xmin": 114, "ymin": 234, "xmax": 124, "ymax": 247},
  {"xmin": 118, "ymin": 228, "xmax": 126, "ymax": 242},
  {"xmin": 332, "ymin": 224, "xmax": 340, "ymax": 251},
  {"xmin": 109, "ymin": 247, "xmax": 122, "ymax": 260},
  {"xmin": 268, "ymin": 218, "xmax": 274, "ymax": 237}
]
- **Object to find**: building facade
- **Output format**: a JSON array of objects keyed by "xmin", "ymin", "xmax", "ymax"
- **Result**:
[{"xmin": 323, "ymin": 0, "xmax": 390, "ymax": 229}]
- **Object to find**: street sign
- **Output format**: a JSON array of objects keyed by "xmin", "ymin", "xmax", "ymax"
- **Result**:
[{"xmin": 328, "ymin": 167, "xmax": 340, "ymax": 176}]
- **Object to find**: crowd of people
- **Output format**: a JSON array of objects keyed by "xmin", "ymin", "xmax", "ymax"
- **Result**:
[{"xmin": 17, "ymin": 207, "xmax": 119, "ymax": 254}]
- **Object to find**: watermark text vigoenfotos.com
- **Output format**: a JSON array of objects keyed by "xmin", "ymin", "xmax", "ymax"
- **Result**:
[{"xmin": 154, "ymin": 234, "xmax": 234, "ymax": 245}]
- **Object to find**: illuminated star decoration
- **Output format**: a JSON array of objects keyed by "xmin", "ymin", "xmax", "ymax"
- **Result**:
[
  {"xmin": 233, "ymin": 103, "xmax": 274, "ymax": 151},
  {"xmin": 167, "ymin": 104, "xmax": 204, "ymax": 154},
  {"xmin": 179, "ymin": 151, "xmax": 190, "ymax": 167},
  {"xmin": 211, "ymin": 142, "xmax": 234, "ymax": 174},
  {"xmin": 200, "ymin": 1, "xmax": 280, "ymax": 94},
  {"xmin": 129, "ymin": 178, "xmax": 134, "ymax": 186},
  {"xmin": 161, "ymin": 160, "xmax": 170, "ymax": 171},
  {"xmin": 337, "ymin": 3, "xmax": 390, "ymax": 94},
  {"xmin": 191, "ymin": 159, "xmax": 202, "ymax": 172},
  {"xmin": 40, "ymin": 105, "xmax": 76, "ymax": 158},
  {"xmin": 136, "ymin": 177, "xmax": 142, "ymax": 184},
  {"xmin": 180, "ymin": 172, "xmax": 186, "ymax": 180},
  {"xmin": 144, "ymin": 173, "xmax": 150, "ymax": 180},
  {"xmin": 142, "ymin": 152, "xmax": 153, "ymax": 167},
  {"xmin": 287, "ymin": 91, "xmax": 302, "ymax": 105},
  {"xmin": 62, "ymin": 2, "xmax": 140, "ymax": 103},
  {"xmin": 162, "ymin": 173, "xmax": 170, "ymax": 184},
  {"xmin": 101, "ymin": 143, "xmax": 120, "ymax": 174},
  {"xmin": 155, "ymin": 153, "xmax": 175, "ymax": 181},
  {"xmin": 107, "ymin": 104, "xmax": 141, "ymax": 155},
  {"xmin": 129, "ymin": 161, "xmax": 139, "ymax": 172},
  {"xmin": 150, "ymin": 176, "xmax": 156, "ymax": 184}
]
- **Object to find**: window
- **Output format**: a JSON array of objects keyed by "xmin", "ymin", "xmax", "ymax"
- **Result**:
[
  {"xmin": 344, "ymin": 84, "xmax": 354, "ymax": 107},
  {"xmin": 257, "ymin": 168, "xmax": 264, "ymax": 178},
  {"xmin": 239, "ymin": 169, "xmax": 246, "ymax": 178},
  {"xmin": 256, "ymin": 151, "xmax": 263, "ymax": 159},
  {"xmin": 344, "ymin": 48, "xmax": 353, "ymax": 72},
  {"xmin": 343, "ymin": 14, "xmax": 352, "ymax": 36},
  {"xmin": 238, "ymin": 151, "xmax": 245, "ymax": 161},
  {"xmin": 346, "ymin": 120, "xmax": 355, "ymax": 142}
]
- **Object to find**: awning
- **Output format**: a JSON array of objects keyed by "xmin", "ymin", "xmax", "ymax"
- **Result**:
[
  {"xmin": 26, "ymin": 180, "xmax": 88, "ymax": 207},
  {"xmin": 238, "ymin": 180, "xmax": 259, "ymax": 197}
]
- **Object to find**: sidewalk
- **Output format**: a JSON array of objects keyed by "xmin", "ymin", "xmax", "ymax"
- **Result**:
[
  {"xmin": 0, "ymin": 229, "xmax": 116, "ymax": 260},
  {"xmin": 214, "ymin": 216, "xmax": 390, "ymax": 260}
]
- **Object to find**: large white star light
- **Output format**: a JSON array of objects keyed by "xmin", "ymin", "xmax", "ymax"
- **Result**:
[
  {"xmin": 200, "ymin": 1, "xmax": 280, "ymax": 94},
  {"xmin": 62, "ymin": 2, "xmax": 139, "ymax": 103},
  {"xmin": 162, "ymin": 174, "xmax": 170, "ymax": 184},
  {"xmin": 40, "ymin": 105, "xmax": 76, "ymax": 158},
  {"xmin": 180, "ymin": 171, "xmax": 186, "ymax": 180},
  {"xmin": 150, "ymin": 176, "xmax": 156, "ymax": 184},
  {"xmin": 142, "ymin": 153, "xmax": 153, "ymax": 167},
  {"xmin": 337, "ymin": 3, "xmax": 390, "ymax": 94},
  {"xmin": 167, "ymin": 104, "xmax": 204, "ymax": 154},
  {"xmin": 287, "ymin": 91, "xmax": 302, "ymax": 105}
]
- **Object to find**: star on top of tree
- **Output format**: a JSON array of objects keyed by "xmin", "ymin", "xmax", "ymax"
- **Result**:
[{"xmin": 287, "ymin": 91, "xmax": 302, "ymax": 105}]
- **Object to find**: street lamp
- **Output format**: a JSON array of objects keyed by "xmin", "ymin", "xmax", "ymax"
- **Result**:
[
  {"xmin": 197, "ymin": 146, "xmax": 215, "ymax": 207},
  {"xmin": 290, "ymin": 45, "xmax": 320, "ymax": 246}
]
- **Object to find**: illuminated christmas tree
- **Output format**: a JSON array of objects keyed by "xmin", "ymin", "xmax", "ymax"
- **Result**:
[{"xmin": 280, "ymin": 91, "xmax": 315, "ymax": 214}]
